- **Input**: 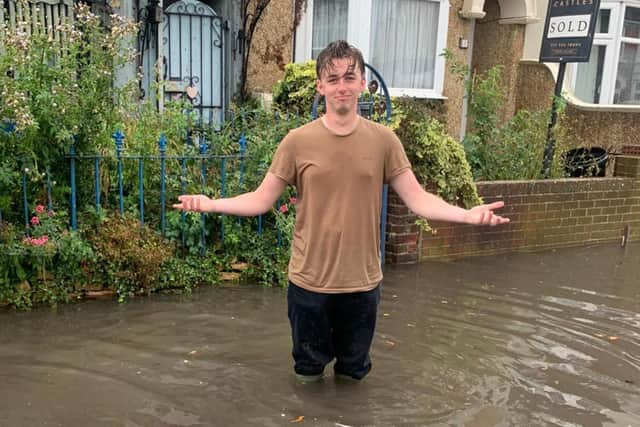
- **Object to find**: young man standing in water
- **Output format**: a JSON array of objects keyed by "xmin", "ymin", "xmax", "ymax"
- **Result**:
[{"xmin": 173, "ymin": 41, "xmax": 509, "ymax": 382}]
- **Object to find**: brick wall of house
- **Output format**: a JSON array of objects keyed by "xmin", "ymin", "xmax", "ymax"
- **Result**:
[{"xmin": 385, "ymin": 158, "xmax": 640, "ymax": 263}]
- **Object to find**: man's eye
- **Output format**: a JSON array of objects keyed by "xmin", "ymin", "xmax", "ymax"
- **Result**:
[{"xmin": 328, "ymin": 79, "xmax": 337, "ymax": 84}]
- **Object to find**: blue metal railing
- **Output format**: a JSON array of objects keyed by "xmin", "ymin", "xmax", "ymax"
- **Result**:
[
  {"xmin": 1, "ymin": 87, "xmax": 393, "ymax": 262},
  {"xmin": 61, "ymin": 131, "xmax": 267, "ymax": 253},
  {"xmin": 0, "ymin": 123, "xmax": 287, "ymax": 254}
]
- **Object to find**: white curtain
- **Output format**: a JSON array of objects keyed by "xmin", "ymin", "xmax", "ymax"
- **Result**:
[
  {"xmin": 312, "ymin": 0, "xmax": 348, "ymax": 59},
  {"xmin": 369, "ymin": 0, "xmax": 439, "ymax": 89},
  {"xmin": 614, "ymin": 42, "xmax": 640, "ymax": 104},
  {"xmin": 575, "ymin": 45, "xmax": 604, "ymax": 103},
  {"xmin": 614, "ymin": 7, "xmax": 640, "ymax": 104}
]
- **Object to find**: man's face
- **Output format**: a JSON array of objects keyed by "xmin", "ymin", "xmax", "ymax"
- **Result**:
[{"xmin": 316, "ymin": 58, "xmax": 366, "ymax": 117}]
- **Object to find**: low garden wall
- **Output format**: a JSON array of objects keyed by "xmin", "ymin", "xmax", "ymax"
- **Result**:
[{"xmin": 385, "ymin": 156, "xmax": 640, "ymax": 263}]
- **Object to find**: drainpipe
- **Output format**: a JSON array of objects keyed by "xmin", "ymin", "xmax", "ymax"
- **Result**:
[
  {"xmin": 459, "ymin": 19, "xmax": 475, "ymax": 142},
  {"xmin": 291, "ymin": 0, "xmax": 297, "ymax": 62},
  {"xmin": 157, "ymin": 0, "xmax": 164, "ymax": 112}
]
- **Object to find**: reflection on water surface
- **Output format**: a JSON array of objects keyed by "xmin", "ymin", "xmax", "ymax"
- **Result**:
[{"xmin": 1, "ymin": 244, "xmax": 639, "ymax": 426}]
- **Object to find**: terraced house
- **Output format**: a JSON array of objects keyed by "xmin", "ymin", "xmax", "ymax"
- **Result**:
[
  {"xmin": 3, "ymin": 0, "xmax": 639, "ymax": 147},
  {"xmin": 3, "ymin": 0, "xmax": 639, "ymax": 259}
]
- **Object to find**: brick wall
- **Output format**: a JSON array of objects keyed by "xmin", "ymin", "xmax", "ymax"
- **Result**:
[{"xmin": 385, "ymin": 158, "xmax": 640, "ymax": 263}]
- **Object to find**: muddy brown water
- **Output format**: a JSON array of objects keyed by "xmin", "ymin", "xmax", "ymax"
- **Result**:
[{"xmin": 1, "ymin": 243, "xmax": 639, "ymax": 426}]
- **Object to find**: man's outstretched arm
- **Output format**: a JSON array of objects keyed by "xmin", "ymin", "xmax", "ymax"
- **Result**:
[
  {"xmin": 172, "ymin": 172, "xmax": 288, "ymax": 217},
  {"xmin": 390, "ymin": 169, "xmax": 509, "ymax": 226}
]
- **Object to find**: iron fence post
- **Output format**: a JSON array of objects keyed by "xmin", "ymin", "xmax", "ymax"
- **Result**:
[
  {"xmin": 46, "ymin": 167, "xmax": 53, "ymax": 212},
  {"xmin": 199, "ymin": 140, "xmax": 208, "ymax": 255},
  {"xmin": 22, "ymin": 166, "xmax": 29, "ymax": 233},
  {"xmin": 180, "ymin": 157, "xmax": 187, "ymax": 245},
  {"xmin": 159, "ymin": 134, "xmax": 167, "ymax": 236},
  {"xmin": 69, "ymin": 145, "xmax": 77, "ymax": 231},
  {"xmin": 94, "ymin": 157, "xmax": 101, "ymax": 210},
  {"xmin": 138, "ymin": 157, "xmax": 145, "ymax": 226},
  {"xmin": 276, "ymin": 198, "xmax": 282, "ymax": 247},
  {"xmin": 113, "ymin": 130, "xmax": 125, "ymax": 217},
  {"xmin": 380, "ymin": 185, "xmax": 388, "ymax": 266},
  {"xmin": 220, "ymin": 157, "xmax": 226, "ymax": 242},
  {"xmin": 237, "ymin": 133, "xmax": 246, "ymax": 226}
]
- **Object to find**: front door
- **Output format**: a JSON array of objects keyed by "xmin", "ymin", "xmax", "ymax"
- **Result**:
[{"xmin": 140, "ymin": 0, "xmax": 224, "ymax": 125}]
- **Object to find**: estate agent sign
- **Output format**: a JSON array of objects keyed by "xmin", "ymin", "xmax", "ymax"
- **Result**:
[{"xmin": 540, "ymin": 0, "xmax": 601, "ymax": 62}]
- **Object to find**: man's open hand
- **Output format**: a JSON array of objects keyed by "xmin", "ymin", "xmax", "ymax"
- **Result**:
[
  {"xmin": 172, "ymin": 195, "xmax": 215, "ymax": 213},
  {"xmin": 464, "ymin": 201, "xmax": 510, "ymax": 226}
]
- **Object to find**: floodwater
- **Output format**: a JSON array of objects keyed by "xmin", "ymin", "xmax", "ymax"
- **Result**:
[{"xmin": 1, "ymin": 243, "xmax": 639, "ymax": 427}]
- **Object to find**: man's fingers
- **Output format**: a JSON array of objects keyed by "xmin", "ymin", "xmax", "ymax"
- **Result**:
[
  {"xmin": 480, "ymin": 210, "xmax": 490, "ymax": 225},
  {"xmin": 173, "ymin": 195, "xmax": 198, "ymax": 211},
  {"xmin": 489, "ymin": 215, "xmax": 510, "ymax": 226},
  {"xmin": 483, "ymin": 201, "xmax": 505, "ymax": 211}
]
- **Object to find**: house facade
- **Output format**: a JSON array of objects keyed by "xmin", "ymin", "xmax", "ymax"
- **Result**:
[
  {"xmin": 246, "ymin": 0, "xmax": 640, "ymax": 154},
  {"xmin": 3, "ymin": 0, "xmax": 639, "ymax": 150}
]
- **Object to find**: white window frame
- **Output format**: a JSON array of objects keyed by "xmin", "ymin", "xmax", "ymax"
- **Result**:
[
  {"xmin": 294, "ymin": 0, "xmax": 450, "ymax": 99},
  {"xmin": 570, "ymin": 0, "xmax": 640, "ymax": 104}
]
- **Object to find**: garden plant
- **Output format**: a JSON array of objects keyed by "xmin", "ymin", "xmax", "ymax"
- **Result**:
[{"xmin": 1, "ymin": 14, "xmax": 558, "ymax": 309}]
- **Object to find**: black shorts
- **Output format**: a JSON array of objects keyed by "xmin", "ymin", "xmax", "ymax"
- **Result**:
[{"xmin": 287, "ymin": 281, "xmax": 380, "ymax": 380}]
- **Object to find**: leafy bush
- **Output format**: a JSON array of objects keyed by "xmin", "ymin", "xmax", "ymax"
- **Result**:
[
  {"xmin": 84, "ymin": 214, "xmax": 174, "ymax": 302},
  {"xmin": 0, "ymin": 4, "xmax": 137, "ymax": 159},
  {"xmin": 273, "ymin": 61, "xmax": 318, "ymax": 113},
  {"xmin": 458, "ymin": 64, "xmax": 567, "ymax": 180},
  {"xmin": 465, "ymin": 108, "xmax": 568, "ymax": 181},
  {"xmin": 439, "ymin": 49, "xmax": 569, "ymax": 181},
  {"xmin": 0, "ymin": 4, "xmax": 138, "ymax": 223},
  {"xmin": 0, "ymin": 204, "xmax": 95, "ymax": 308},
  {"xmin": 400, "ymin": 117, "xmax": 481, "ymax": 208},
  {"xmin": 158, "ymin": 253, "xmax": 220, "ymax": 291}
]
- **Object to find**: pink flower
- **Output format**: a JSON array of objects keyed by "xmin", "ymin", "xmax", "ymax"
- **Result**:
[
  {"xmin": 35, "ymin": 204, "xmax": 45, "ymax": 214},
  {"xmin": 30, "ymin": 236, "xmax": 49, "ymax": 246},
  {"xmin": 279, "ymin": 204, "xmax": 289, "ymax": 214},
  {"xmin": 22, "ymin": 237, "xmax": 33, "ymax": 245},
  {"xmin": 30, "ymin": 216, "xmax": 40, "ymax": 225},
  {"xmin": 289, "ymin": 197, "xmax": 297, "ymax": 205}
]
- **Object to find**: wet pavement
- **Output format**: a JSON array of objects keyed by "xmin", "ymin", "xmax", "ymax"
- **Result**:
[{"xmin": 1, "ymin": 243, "xmax": 639, "ymax": 426}]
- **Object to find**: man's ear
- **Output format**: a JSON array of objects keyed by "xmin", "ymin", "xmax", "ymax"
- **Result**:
[{"xmin": 316, "ymin": 79, "xmax": 324, "ymax": 96}]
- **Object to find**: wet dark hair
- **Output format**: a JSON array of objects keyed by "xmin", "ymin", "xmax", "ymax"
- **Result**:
[{"xmin": 315, "ymin": 40, "xmax": 365, "ymax": 79}]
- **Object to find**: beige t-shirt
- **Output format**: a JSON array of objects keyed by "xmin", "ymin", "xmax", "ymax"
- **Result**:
[{"xmin": 268, "ymin": 117, "xmax": 411, "ymax": 293}]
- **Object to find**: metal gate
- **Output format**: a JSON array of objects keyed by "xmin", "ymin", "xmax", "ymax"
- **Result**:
[{"xmin": 140, "ymin": 0, "xmax": 224, "ymax": 125}]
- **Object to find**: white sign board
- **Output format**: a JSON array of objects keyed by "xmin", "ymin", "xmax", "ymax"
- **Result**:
[{"xmin": 547, "ymin": 14, "xmax": 592, "ymax": 38}]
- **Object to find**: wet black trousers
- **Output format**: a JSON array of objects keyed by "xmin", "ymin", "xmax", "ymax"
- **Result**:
[{"xmin": 287, "ymin": 282, "xmax": 381, "ymax": 380}]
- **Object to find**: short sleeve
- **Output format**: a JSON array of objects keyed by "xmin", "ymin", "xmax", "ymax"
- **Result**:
[
  {"xmin": 268, "ymin": 132, "xmax": 297, "ymax": 186},
  {"xmin": 384, "ymin": 131, "xmax": 411, "ymax": 183}
]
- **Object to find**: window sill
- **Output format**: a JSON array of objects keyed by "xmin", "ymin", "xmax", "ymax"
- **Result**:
[
  {"xmin": 388, "ymin": 88, "xmax": 447, "ymax": 100},
  {"xmin": 566, "ymin": 92, "xmax": 640, "ymax": 112}
]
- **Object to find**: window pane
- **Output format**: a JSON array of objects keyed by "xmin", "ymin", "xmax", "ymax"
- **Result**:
[
  {"xmin": 623, "ymin": 7, "xmax": 640, "ymax": 38},
  {"xmin": 311, "ymin": 0, "xmax": 348, "ymax": 59},
  {"xmin": 614, "ymin": 42, "xmax": 640, "ymax": 104},
  {"xmin": 575, "ymin": 45, "xmax": 606, "ymax": 103},
  {"xmin": 596, "ymin": 9, "xmax": 610, "ymax": 33},
  {"xmin": 369, "ymin": 0, "xmax": 439, "ymax": 89}
]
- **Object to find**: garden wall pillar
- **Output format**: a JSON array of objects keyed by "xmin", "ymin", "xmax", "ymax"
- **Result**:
[
  {"xmin": 614, "ymin": 156, "xmax": 640, "ymax": 178},
  {"xmin": 385, "ymin": 189, "xmax": 420, "ymax": 264}
]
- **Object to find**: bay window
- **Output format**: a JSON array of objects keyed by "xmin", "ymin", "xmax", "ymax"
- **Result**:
[
  {"xmin": 572, "ymin": 1, "xmax": 640, "ymax": 105},
  {"xmin": 295, "ymin": 0, "xmax": 450, "ymax": 98}
]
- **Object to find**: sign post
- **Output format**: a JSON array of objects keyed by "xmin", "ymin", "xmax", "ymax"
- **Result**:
[{"xmin": 539, "ymin": 0, "xmax": 600, "ymax": 177}]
